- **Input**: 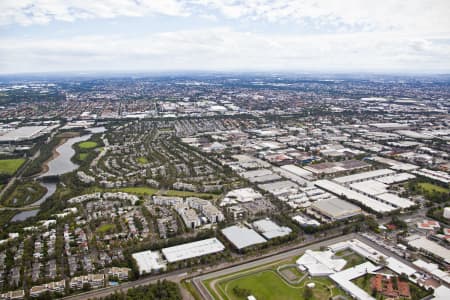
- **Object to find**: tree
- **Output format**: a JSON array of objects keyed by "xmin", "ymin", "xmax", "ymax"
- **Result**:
[
  {"xmin": 303, "ymin": 286, "xmax": 313, "ymax": 300},
  {"xmin": 378, "ymin": 256, "xmax": 387, "ymax": 267},
  {"xmin": 82, "ymin": 283, "xmax": 91, "ymax": 292}
]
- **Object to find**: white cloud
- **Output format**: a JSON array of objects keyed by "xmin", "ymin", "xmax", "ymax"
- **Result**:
[
  {"xmin": 194, "ymin": 0, "xmax": 450, "ymax": 33},
  {"xmin": 0, "ymin": 0, "xmax": 188, "ymax": 25},
  {"xmin": 1, "ymin": 1, "xmax": 449, "ymax": 34},
  {"xmin": 0, "ymin": 1, "xmax": 449, "ymax": 73},
  {"xmin": 1, "ymin": 28, "xmax": 449, "ymax": 73}
]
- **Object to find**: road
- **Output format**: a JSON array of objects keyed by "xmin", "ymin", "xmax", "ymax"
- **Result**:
[
  {"xmin": 192, "ymin": 233, "xmax": 358, "ymax": 300},
  {"xmin": 0, "ymin": 149, "xmax": 41, "ymax": 203},
  {"xmin": 62, "ymin": 232, "xmax": 352, "ymax": 300},
  {"xmin": 193, "ymin": 232, "xmax": 431, "ymax": 300}
]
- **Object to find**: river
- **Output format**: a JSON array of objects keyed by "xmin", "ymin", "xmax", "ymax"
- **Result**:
[{"xmin": 11, "ymin": 127, "xmax": 106, "ymax": 222}]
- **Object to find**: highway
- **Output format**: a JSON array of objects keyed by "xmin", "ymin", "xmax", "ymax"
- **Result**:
[
  {"xmin": 61, "ymin": 233, "xmax": 355, "ymax": 300},
  {"xmin": 192, "ymin": 233, "xmax": 358, "ymax": 300},
  {"xmin": 61, "ymin": 229, "xmax": 423, "ymax": 300}
]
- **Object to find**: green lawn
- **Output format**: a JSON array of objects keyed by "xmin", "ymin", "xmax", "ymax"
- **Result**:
[
  {"xmin": 78, "ymin": 153, "xmax": 88, "ymax": 161},
  {"xmin": 219, "ymin": 270, "xmax": 340, "ymax": 300},
  {"xmin": 137, "ymin": 157, "xmax": 148, "ymax": 164},
  {"xmin": 87, "ymin": 186, "xmax": 218, "ymax": 200},
  {"xmin": 78, "ymin": 141, "xmax": 98, "ymax": 149},
  {"xmin": 96, "ymin": 223, "xmax": 115, "ymax": 233},
  {"xmin": 418, "ymin": 182, "xmax": 449, "ymax": 194},
  {"xmin": 0, "ymin": 210, "xmax": 16, "ymax": 227},
  {"xmin": 0, "ymin": 158, "xmax": 26, "ymax": 175},
  {"xmin": 280, "ymin": 266, "xmax": 304, "ymax": 279},
  {"xmin": 163, "ymin": 190, "xmax": 218, "ymax": 199},
  {"xmin": 118, "ymin": 186, "xmax": 158, "ymax": 196},
  {"xmin": 341, "ymin": 253, "xmax": 366, "ymax": 269}
]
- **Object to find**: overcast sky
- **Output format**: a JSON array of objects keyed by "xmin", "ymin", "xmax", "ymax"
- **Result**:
[{"xmin": 1, "ymin": 0, "xmax": 450, "ymax": 74}]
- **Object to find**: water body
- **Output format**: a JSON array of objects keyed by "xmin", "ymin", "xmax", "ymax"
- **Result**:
[
  {"xmin": 31, "ymin": 182, "xmax": 57, "ymax": 206},
  {"xmin": 11, "ymin": 209, "xmax": 39, "ymax": 222},
  {"xmin": 43, "ymin": 134, "xmax": 92, "ymax": 177},
  {"xmin": 88, "ymin": 126, "xmax": 106, "ymax": 134},
  {"xmin": 43, "ymin": 127, "xmax": 106, "ymax": 177},
  {"xmin": 11, "ymin": 127, "xmax": 107, "ymax": 222}
]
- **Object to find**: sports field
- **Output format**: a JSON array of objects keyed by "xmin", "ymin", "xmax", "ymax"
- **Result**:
[
  {"xmin": 137, "ymin": 157, "xmax": 148, "ymax": 164},
  {"xmin": 0, "ymin": 158, "xmax": 26, "ymax": 175},
  {"xmin": 205, "ymin": 259, "xmax": 345, "ymax": 300},
  {"xmin": 78, "ymin": 141, "xmax": 98, "ymax": 149},
  {"xmin": 417, "ymin": 182, "xmax": 449, "ymax": 194}
]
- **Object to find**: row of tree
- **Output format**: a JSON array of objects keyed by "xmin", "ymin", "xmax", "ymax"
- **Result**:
[{"xmin": 94, "ymin": 280, "xmax": 182, "ymax": 300}]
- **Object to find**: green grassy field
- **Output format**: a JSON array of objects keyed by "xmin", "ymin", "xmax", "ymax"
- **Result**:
[
  {"xmin": 96, "ymin": 223, "xmax": 115, "ymax": 233},
  {"xmin": 137, "ymin": 157, "xmax": 148, "ymax": 164},
  {"xmin": 87, "ymin": 186, "xmax": 219, "ymax": 199},
  {"xmin": 117, "ymin": 186, "xmax": 158, "ymax": 196},
  {"xmin": 203, "ymin": 256, "xmax": 343, "ymax": 300},
  {"xmin": 78, "ymin": 153, "xmax": 88, "ymax": 161},
  {"xmin": 0, "ymin": 158, "xmax": 26, "ymax": 175},
  {"xmin": 418, "ymin": 182, "xmax": 449, "ymax": 194},
  {"xmin": 89, "ymin": 186, "xmax": 158, "ymax": 196},
  {"xmin": 340, "ymin": 252, "xmax": 366, "ymax": 269},
  {"xmin": 163, "ymin": 190, "xmax": 219, "ymax": 199},
  {"xmin": 218, "ymin": 270, "xmax": 341, "ymax": 300},
  {"xmin": 279, "ymin": 265, "xmax": 304, "ymax": 279},
  {"xmin": 78, "ymin": 141, "xmax": 98, "ymax": 149},
  {"xmin": 0, "ymin": 210, "xmax": 16, "ymax": 227}
]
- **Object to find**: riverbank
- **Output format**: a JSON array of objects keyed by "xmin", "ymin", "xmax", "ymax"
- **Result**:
[{"xmin": 37, "ymin": 137, "xmax": 68, "ymax": 177}]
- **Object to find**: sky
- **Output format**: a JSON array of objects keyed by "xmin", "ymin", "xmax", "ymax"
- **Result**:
[{"xmin": 0, "ymin": 0, "xmax": 450, "ymax": 74}]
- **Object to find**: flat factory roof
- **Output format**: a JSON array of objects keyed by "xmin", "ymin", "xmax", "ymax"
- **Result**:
[
  {"xmin": 334, "ymin": 169, "xmax": 395, "ymax": 184},
  {"xmin": 375, "ymin": 173, "xmax": 416, "ymax": 185},
  {"xmin": 252, "ymin": 219, "xmax": 292, "ymax": 239},
  {"xmin": 0, "ymin": 126, "xmax": 49, "ymax": 142},
  {"xmin": 161, "ymin": 238, "xmax": 225, "ymax": 263},
  {"xmin": 408, "ymin": 237, "xmax": 450, "ymax": 264},
  {"xmin": 350, "ymin": 180, "xmax": 388, "ymax": 196},
  {"xmin": 312, "ymin": 198, "xmax": 362, "ymax": 220},
  {"xmin": 376, "ymin": 193, "xmax": 415, "ymax": 209},
  {"xmin": 132, "ymin": 250, "xmax": 166, "ymax": 274},
  {"xmin": 280, "ymin": 164, "xmax": 314, "ymax": 179},
  {"xmin": 314, "ymin": 180, "xmax": 396, "ymax": 213},
  {"xmin": 222, "ymin": 225, "xmax": 266, "ymax": 249}
]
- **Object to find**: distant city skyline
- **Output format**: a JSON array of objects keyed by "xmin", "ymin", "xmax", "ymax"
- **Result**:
[{"xmin": 1, "ymin": 0, "xmax": 450, "ymax": 74}]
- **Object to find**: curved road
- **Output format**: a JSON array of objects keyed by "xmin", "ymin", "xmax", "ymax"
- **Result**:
[
  {"xmin": 61, "ymin": 233, "xmax": 354, "ymax": 300},
  {"xmin": 192, "ymin": 233, "xmax": 357, "ymax": 300}
]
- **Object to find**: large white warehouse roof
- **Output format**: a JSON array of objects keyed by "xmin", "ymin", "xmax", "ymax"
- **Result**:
[
  {"xmin": 161, "ymin": 238, "xmax": 225, "ymax": 263},
  {"xmin": 221, "ymin": 225, "xmax": 266, "ymax": 249}
]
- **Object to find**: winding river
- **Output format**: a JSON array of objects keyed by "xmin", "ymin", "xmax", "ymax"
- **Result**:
[{"xmin": 11, "ymin": 127, "xmax": 106, "ymax": 222}]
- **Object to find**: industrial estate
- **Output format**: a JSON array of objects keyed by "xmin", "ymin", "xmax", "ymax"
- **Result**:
[{"xmin": 0, "ymin": 74, "xmax": 448, "ymax": 300}]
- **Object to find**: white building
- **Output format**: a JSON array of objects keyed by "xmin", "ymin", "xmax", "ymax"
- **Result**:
[
  {"xmin": 329, "ymin": 262, "xmax": 381, "ymax": 300},
  {"xmin": 296, "ymin": 250, "xmax": 347, "ymax": 276},
  {"xmin": 252, "ymin": 219, "xmax": 292, "ymax": 239},
  {"xmin": 221, "ymin": 225, "xmax": 266, "ymax": 250},
  {"xmin": 132, "ymin": 250, "xmax": 167, "ymax": 274},
  {"xmin": 444, "ymin": 207, "xmax": 450, "ymax": 219},
  {"xmin": 161, "ymin": 238, "xmax": 225, "ymax": 263}
]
